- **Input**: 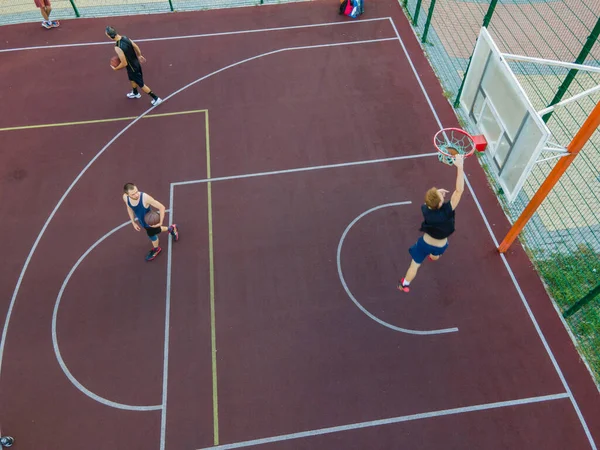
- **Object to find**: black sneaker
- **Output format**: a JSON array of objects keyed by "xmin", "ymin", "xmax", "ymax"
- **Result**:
[
  {"xmin": 0, "ymin": 436, "xmax": 15, "ymax": 447},
  {"xmin": 145, "ymin": 247, "xmax": 162, "ymax": 261}
]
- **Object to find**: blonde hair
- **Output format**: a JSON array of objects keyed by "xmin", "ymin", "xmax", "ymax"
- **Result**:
[{"xmin": 425, "ymin": 187, "xmax": 441, "ymax": 209}]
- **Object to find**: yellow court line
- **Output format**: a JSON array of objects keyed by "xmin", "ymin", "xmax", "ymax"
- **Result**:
[
  {"xmin": 205, "ymin": 110, "xmax": 220, "ymax": 446},
  {"xmin": 0, "ymin": 109, "xmax": 207, "ymax": 132}
]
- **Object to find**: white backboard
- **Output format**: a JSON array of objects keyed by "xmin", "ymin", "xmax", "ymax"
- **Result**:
[{"xmin": 460, "ymin": 27, "xmax": 551, "ymax": 202}]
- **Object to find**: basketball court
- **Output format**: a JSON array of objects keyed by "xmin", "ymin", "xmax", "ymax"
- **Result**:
[{"xmin": 0, "ymin": 1, "xmax": 599, "ymax": 449}]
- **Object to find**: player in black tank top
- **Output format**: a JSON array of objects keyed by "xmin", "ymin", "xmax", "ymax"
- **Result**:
[
  {"xmin": 117, "ymin": 36, "xmax": 141, "ymax": 73},
  {"xmin": 105, "ymin": 26, "xmax": 163, "ymax": 106},
  {"xmin": 398, "ymin": 154, "xmax": 465, "ymax": 293}
]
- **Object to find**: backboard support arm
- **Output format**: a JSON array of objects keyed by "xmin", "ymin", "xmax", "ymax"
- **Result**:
[{"xmin": 498, "ymin": 100, "xmax": 600, "ymax": 253}]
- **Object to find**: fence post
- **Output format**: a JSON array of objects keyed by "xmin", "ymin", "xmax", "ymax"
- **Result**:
[
  {"xmin": 69, "ymin": 0, "xmax": 80, "ymax": 17},
  {"xmin": 422, "ymin": 0, "xmax": 437, "ymax": 43},
  {"xmin": 453, "ymin": 0, "xmax": 498, "ymax": 107},
  {"xmin": 542, "ymin": 16, "xmax": 600, "ymax": 123},
  {"xmin": 413, "ymin": 0, "xmax": 423, "ymax": 25},
  {"xmin": 563, "ymin": 283, "xmax": 600, "ymax": 319},
  {"xmin": 168, "ymin": 0, "xmax": 174, "ymax": 11}
]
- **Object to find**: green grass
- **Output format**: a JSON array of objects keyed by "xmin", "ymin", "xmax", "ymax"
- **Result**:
[{"xmin": 532, "ymin": 247, "xmax": 600, "ymax": 381}]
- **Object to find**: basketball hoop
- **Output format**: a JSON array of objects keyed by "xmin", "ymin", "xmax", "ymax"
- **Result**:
[{"xmin": 433, "ymin": 128, "xmax": 487, "ymax": 166}]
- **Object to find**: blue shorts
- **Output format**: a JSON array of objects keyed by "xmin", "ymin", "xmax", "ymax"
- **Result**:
[{"xmin": 409, "ymin": 236, "xmax": 448, "ymax": 264}]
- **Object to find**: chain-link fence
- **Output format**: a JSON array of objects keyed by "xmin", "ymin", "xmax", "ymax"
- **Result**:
[
  {"xmin": 401, "ymin": 0, "xmax": 600, "ymax": 382},
  {"xmin": 0, "ymin": 0, "xmax": 300, "ymax": 25}
]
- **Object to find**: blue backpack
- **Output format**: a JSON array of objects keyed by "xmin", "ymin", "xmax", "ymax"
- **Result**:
[{"xmin": 339, "ymin": 0, "xmax": 364, "ymax": 18}]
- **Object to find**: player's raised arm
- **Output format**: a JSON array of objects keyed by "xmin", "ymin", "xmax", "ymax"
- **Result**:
[{"xmin": 450, "ymin": 154, "xmax": 464, "ymax": 210}]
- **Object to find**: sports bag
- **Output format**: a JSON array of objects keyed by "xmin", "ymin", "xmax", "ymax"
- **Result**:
[{"xmin": 339, "ymin": 0, "xmax": 364, "ymax": 19}]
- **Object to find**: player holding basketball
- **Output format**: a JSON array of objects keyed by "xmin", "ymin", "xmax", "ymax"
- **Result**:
[
  {"xmin": 105, "ymin": 26, "xmax": 163, "ymax": 106},
  {"xmin": 123, "ymin": 183, "xmax": 179, "ymax": 261},
  {"xmin": 34, "ymin": 0, "xmax": 59, "ymax": 29},
  {"xmin": 398, "ymin": 154, "xmax": 464, "ymax": 292}
]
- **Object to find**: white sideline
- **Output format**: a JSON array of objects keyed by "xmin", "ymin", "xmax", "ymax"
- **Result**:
[{"xmin": 0, "ymin": 17, "xmax": 390, "ymax": 53}]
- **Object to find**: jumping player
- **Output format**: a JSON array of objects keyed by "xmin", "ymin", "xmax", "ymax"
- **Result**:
[
  {"xmin": 34, "ymin": 0, "xmax": 59, "ymax": 29},
  {"xmin": 398, "ymin": 154, "xmax": 464, "ymax": 292},
  {"xmin": 105, "ymin": 26, "xmax": 163, "ymax": 106},
  {"xmin": 123, "ymin": 183, "xmax": 179, "ymax": 261}
]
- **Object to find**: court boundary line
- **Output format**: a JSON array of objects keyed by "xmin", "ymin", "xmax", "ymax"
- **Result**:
[
  {"xmin": 386, "ymin": 16, "xmax": 596, "ymax": 449},
  {"xmin": 0, "ymin": 17, "xmax": 390, "ymax": 53},
  {"xmin": 1, "ymin": 14, "xmax": 592, "ymax": 450},
  {"xmin": 197, "ymin": 393, "xmax": 570, "ymax": 449},
  {"xmin": 162, "ymin": 191, "xmax": 175, "ymax": 450}
]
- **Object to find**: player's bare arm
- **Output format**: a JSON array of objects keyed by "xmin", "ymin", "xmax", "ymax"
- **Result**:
[
  {"xmin": 111, "ymin": 47, "xmax": 127, "ymax": 70},
  {"xmin": 145, "ymin": 194, "xmax": 167, "ymax": 227},
  {"xmin": 123, "ymin": 194, "xmax": 141, "ymax": 231},
  {"xmin": 132, "ymin": 41, "xmax": 146, "ymax": 63},
  {"xmin": 450, "ymin": 154, "xmax": 465, "ymax": 210}
]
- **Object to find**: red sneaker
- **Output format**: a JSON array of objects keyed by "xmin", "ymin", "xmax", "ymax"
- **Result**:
[
  {"xmin": 169, "ymin": 224, "xmax": 179, "ymax": 242},
  {"xmin": 397, "ymin": 278, "xmax": 410, "ymax": 293}
]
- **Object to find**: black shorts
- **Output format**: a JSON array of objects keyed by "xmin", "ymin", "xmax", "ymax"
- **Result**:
[
  {"xmin": 145, "ymin": 226, "xmax": 161, "ymax": 238},
  {"xmin": 127, "ymin": 67, "xmax": 144, "ymax": 87}
]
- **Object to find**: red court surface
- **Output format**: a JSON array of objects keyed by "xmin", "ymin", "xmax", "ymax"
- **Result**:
[{"xmin": 1, "ymin": 1, "xmax": 599, "ymax": 449}]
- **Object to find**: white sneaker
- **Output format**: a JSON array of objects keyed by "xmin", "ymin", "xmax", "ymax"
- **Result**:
[
  {"xmin": 127, "ymin": 91, "xmax": 141, "ymax": 99},
  {"xmin": 151, "ymin": 97, "xmax": 163, "ymax": 106}
]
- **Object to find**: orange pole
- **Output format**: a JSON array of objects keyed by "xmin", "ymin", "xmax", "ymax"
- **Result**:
[{"xmin": 498, "ymin": 100, "xmax": 600, "ymax": 253}]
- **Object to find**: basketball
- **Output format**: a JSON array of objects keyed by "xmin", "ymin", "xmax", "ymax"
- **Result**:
[
  {"xmin": 145, "ymin": 210, "xmax": 161, "ymax": 227},
  {"xmin": 447, "ymin": 147, "xmax": 459, "ymax": 156},
  {"xmin": 110, "ymin": 55, "xmax": 120, "ymax": 68}
]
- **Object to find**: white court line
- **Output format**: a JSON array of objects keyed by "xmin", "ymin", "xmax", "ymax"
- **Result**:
[
  {"xmin": 53, "ymin": 218, "xmax": 169, "ymax": 411},
  {"xmin": 0, "ymin": 17, "xmax": 390, "ymax": 53},
  {"xmin": 172, "ymin": 152, "xmax": 438, "ymax": 186},
  {"xmin": 337, "ymin": 202, "xmax": 459, "ymax": 335},
  {"xmin": 0, "ymin": 30, "xmax": 394, "ymax": 383},
  {"xmin": 160, "ymin": 186, "xmax": 175, "ymax": 450},
  {"xmin": 198, "ymin": 393, "xmax": 570, "ymax": 449},
  {"xmin": 386, "ymin": 16, "xmax": 596, "ymax": 449}
]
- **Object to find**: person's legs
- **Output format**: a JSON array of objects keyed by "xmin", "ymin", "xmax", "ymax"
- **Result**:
[
  {"xmin": 39, "ymin": 7, "xmax": 50, "ymax": 21},
  {"xmin": 398, "ymin": 238, "xmax": 448, "ymax": 292},
  {"xmin": 144, "ymin": 224, "xmax": 179, "ymax": 261},
  {"xmin": 127, "ymin": 81, "xmax": 142, "ymax": 99},
  {"xmin": 127, "ymin": 70, "xmax": 162, "ymax": 104},
  {"xmin": 398, "ymin": 259, "xmax": 421, "ymax": 292},
  {"xmin": 404, "ymin": 259, "xmax": 421, "ymax": 283},
  {"xmin": 145, "ymin": 228, "xmax": 162, "ymax": 261},
  {"xmin": 398, "ymin": 238, "xmax": 427, "ymax": 292},
  {"xmin": 141, "ymin": 84, "xmax": 162, "ymax": 105},
  {"xmin": 133, "ymin": 71, "xmax": 162, "ymax": 105}
]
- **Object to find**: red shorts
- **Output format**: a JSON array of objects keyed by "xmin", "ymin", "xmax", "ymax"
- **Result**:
[{"xmin": 34, "ymin": 0, "xmax": 51, "ymax": 7}]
